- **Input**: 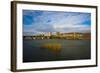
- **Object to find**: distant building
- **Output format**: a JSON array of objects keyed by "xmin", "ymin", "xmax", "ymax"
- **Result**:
[
  {"xmin": 56, "ymin": 32, "xmax": 61, "ymax": 36},
  {"xmin": 23, "ymin": 32, "xmax": 90, "ymax": 40},
  {"xmin": 45, "ymin": 32, "xmax": 52, "ymax": 37},
  {"xmin": 61, "ymin": 32, "xmax": 83, "ymax": 39}
]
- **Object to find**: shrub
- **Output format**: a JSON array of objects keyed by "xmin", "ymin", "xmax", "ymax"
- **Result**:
[{"xmin": 41, "ymin": 43, "xmax": 61, "ymax": 52}]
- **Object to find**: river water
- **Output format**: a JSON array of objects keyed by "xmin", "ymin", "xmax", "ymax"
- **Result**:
[{"xmin": 23, "ymin": 39, "xmax": 91, "ymax": 62}]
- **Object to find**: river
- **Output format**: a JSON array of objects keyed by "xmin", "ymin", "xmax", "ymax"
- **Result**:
[{"xmin": 23, "ymin": 39, "xmax": 91, "ymax": 62}]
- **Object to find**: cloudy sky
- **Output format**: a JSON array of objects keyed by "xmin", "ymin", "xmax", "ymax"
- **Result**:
[{"xmin": 23, "ymin": 10, "xmax": 91, "ymax": 36}]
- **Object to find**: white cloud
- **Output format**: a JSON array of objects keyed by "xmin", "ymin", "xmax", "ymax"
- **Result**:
[{"xmin": 23, "ymin": 10, "xmax": 91, "ymax": 35}]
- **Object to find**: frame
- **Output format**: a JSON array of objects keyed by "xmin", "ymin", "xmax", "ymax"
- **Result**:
[{"xmin": 11, "ymin": 1, "xmax": 98, "ymax": 72}]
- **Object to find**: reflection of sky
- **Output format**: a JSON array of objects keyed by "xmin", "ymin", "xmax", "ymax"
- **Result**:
[{"xmin": 23, "ymin": 10, "xmax": 91, "ymax": 36}]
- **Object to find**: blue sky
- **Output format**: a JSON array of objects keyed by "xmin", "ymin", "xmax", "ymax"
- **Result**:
[{"xmin": 23, "ymin": 10, "xmax": 91, "ymax": 35}]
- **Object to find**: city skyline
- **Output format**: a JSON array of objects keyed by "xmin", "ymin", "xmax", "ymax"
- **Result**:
[{"xmin": 23, "ymin": 10, "xmax": 91, "ymax": 36}]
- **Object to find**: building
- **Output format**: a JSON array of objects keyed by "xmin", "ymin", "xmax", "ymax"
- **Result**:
[
  {"xmin": 56, "ymin": 32, "xmax": 61, "ymax": 36},
  {"xmin": 48, "ymin": 32, "xmax": 52, "ymax": 37},
  {"xmin": 61, "ymin": 32, "xmax": 83, "ymax": 39},
  {"xmin": 23, "ymin": 32, "xmax": 90, "ymax": 40}
]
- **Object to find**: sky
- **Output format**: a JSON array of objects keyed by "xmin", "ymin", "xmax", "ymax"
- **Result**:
[{"xmin": 23, "ymin": 10, "xmax": 91, "ymax": 36}]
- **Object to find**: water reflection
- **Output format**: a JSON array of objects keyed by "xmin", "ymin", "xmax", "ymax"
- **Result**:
[
  {"xmin": 23, "ymin": 39, "xmax": 91, "ymax": 62},
  {"xmin": 41, "ymin": 43, "xmax": 61, "ymax": 53}
]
